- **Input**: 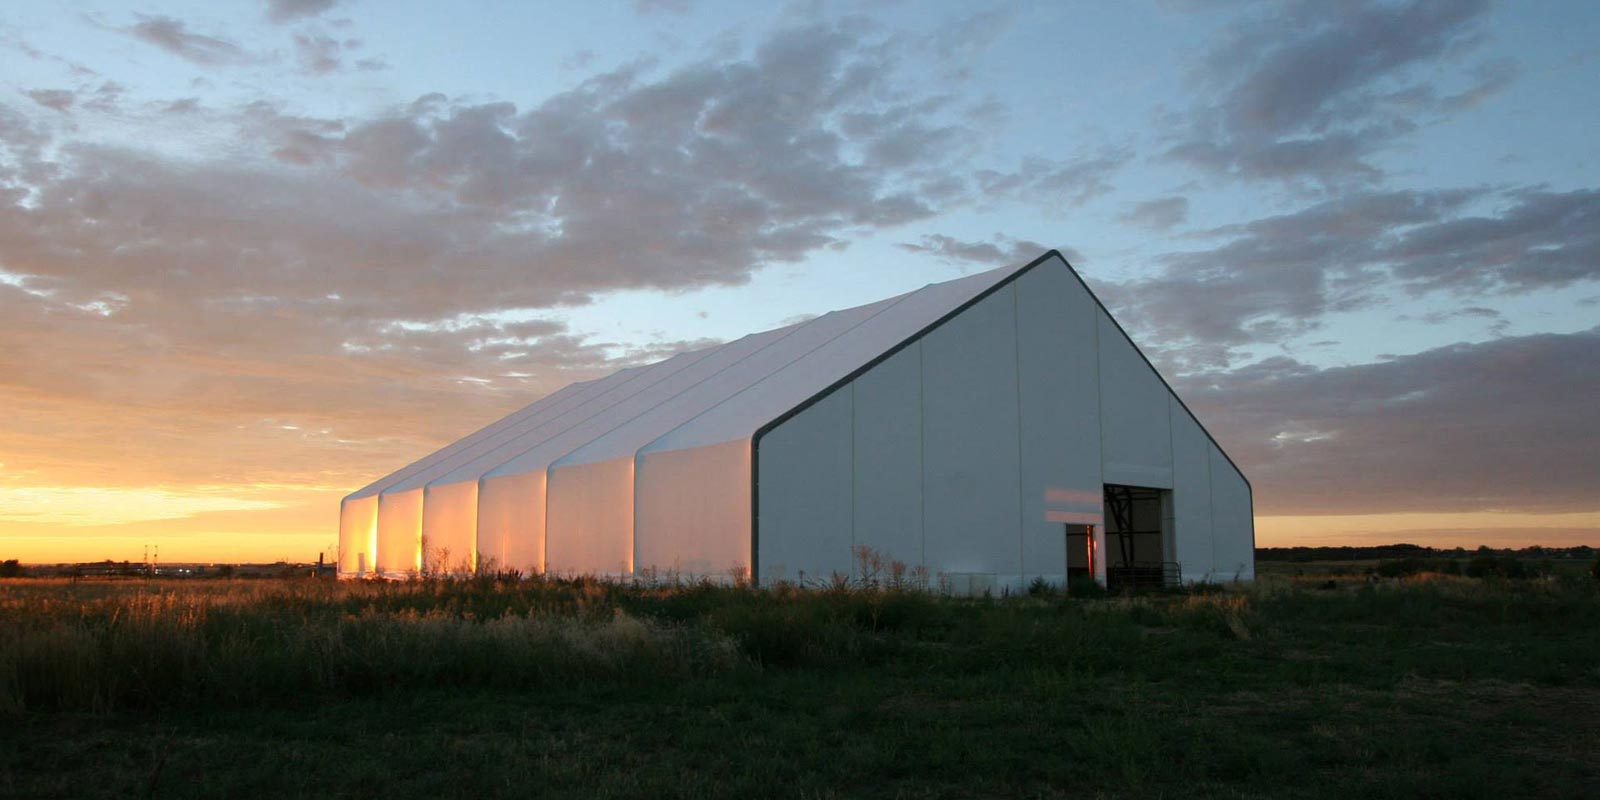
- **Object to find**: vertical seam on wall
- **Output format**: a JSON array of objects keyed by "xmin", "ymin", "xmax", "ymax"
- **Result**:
[
  {"xmin": 406, "ymin": 492, "xmax": 419, "ymax": 576},
  {"xmin": 918, "ymin": 340, "xmax": 927, "ymax": 571},
  {"xmin": 631, "ymin": 453, "xmax": 638, "ymax": 579},
  {"xmin": 1092, "ymin": 309, "xmax": 1105, "ymax": 488},
  {"xmin": 1012, "ymin": 284, "xmax": 1025, "ymax": 585},
  {"xmin": 1207, "ymin": 434, "xmax": 1216, "ymax": 582},
  {"xmin": 543, "ymin": 468, "xmax": 552, "ymax": 577},
  {"xmin": 1167, "ymin": 394, "xmax": 1178, "ymax": 564},
  {"xmin": 1091, "ymin": 306, "xmax": 1105, "ymax": 584},
  {"xmin": 848, "ymin": 383, "xmax": 856, "ymax": 567}
]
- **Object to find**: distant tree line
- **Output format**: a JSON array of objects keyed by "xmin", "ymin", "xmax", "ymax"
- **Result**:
[{"xmin": 1256, "ymin": 543, "xmax": 1596, "ymax": 563}]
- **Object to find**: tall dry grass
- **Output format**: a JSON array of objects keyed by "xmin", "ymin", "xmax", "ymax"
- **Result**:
[
  {"xmin": 3, "ymin": 569, "xmax": 1595, "ymax": 716},
  {"xmin": 0, "ymin": 578, "xmax": 739, "ymax": 715}
]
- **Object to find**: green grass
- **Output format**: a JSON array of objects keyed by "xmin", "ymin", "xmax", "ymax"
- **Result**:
[{"xmin": 1, "ymin": 572, "xmax": 1597, "ymax": 798}]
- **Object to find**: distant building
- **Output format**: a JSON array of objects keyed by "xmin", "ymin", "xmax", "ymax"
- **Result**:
[{"xmin": 339, "ymin": 252, "xmax": 1254, "ymax": 589}]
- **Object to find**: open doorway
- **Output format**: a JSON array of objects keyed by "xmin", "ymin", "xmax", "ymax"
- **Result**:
[
  {"xmin": 1065, "ymin": 523, "xmax": 1095, "ymax": 583},
  {"xmin": 1103, "ymin": 484, "xmax": 1180, "ymax": 589}
]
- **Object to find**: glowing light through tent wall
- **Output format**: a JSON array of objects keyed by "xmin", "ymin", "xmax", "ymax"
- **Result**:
[
  {"xmin": 338, "ymin": 495, "xmax": 379, "ymax": 576},
  {"xmin": 420, "ymin": 480, "xmax": 480, "ymax": 574},
  {"xmin": 375, "ymin": 490, "xmax": 424, "ymax": 577}
]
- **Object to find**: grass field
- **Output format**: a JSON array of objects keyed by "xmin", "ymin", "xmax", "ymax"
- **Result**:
[{"xmin": 2, "ymin": 570, "xmax": 1597, "ymax": 799}]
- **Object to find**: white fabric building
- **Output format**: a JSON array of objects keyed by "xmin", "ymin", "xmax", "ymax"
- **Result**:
[{"xmin": 338, "ymin": 252, "xmax": 1254, "ymax": 588}]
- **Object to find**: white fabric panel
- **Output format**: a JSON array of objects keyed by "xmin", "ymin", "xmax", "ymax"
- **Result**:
[
  {"xmin": 369, "ymin": 367, "xmax": 648, "ymax": 567},
  {"xmin": 375, "ymin": 488, "xmax": 422, "ymax": 576},
  {"xmin": 1210, "ymin": 448, "xmax": 1255, "ymax": 580},
  {"xmin": 345, "ymin": 380, "xmax": 590, "ymax": 501},
  {"xmin": 1170, "ymin": 399, "xmax": 1216, "ymax": 582},
  {"xmin": 647, "ymin": 264, "xmax": 1028, "ymax": 455},
  {"xmin": 921, "ymin": 285, "xmax": 1022, "ymax": 586},
  {"xmin": 850, "ymin": 343, "xmax": 923, "ymax": 574},
  {"xmin": 375, "ymin": 365, "xmax": 657, "ymax": 575},
  {"xmin": 755, "ymin": 388, "xmax": 854, "ymax": 585},
  {"xmin": 426, "ymin": 354, "xmax": 711, "ymax": 494},
  {"xmin": 421, "ymin": 480, "xmax": 477, "ymax": 573},
  {"xmin": 476, "ymin": 471, "xmax": 542, "ymax": 574},
  {"xmin": 635, "ymin": 440, "xmax": 752, "ymax": 580},
  {"xmin": 337, "ymin": 495, "xmax": 378, "ymax": 576},
  {"xmin": 575, "ymin": 297, "xmax": 899, "ymax": 467},
  {"xmin": 487, "ymin": 326, "xmax": 797, "ymax": 575},
  {"xmin": 1096, "ymin": 309, "xmax": 1174, "ymax": 488},
  {"xmin": 387, "ymin": 361, "xmax": 670, "ymax": 496},
  {"xmin": 549, "ymin": 300, "xmax": 894, "ymax": 577},
  {"xmin": 401, "ymin": 353, "xmax": 710, "ymax": 574},
  {"xmin": 544, "ymin": 458, "xmax": 634, "ymax": 576},
  {"xmin": 487, "ymin": 326, "xmax": 795, "ymax": 482},
  {"xmin": 1015, "ymin": 263, "xmax": 1103, "ymax": 586}
]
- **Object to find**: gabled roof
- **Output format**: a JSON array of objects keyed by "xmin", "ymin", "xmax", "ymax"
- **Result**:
[
  {"xmin": 346, "ymin": 249, "xmax": 1248, "ymax": 502},
  {"xmin": 347, "ymin": 256, "xmax": 1036, "ymax": 500}
]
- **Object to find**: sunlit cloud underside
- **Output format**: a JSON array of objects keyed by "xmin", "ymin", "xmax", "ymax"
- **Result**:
[{"xmin": 0, "ymin": 486, "xmax": 283, "ymax": 527}]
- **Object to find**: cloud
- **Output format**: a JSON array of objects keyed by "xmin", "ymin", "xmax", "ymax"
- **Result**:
[
  {"xmin": 1438, "ymin": 57, "xmax": 1522, "ymax": 113},
  {"xmin": 632, "ymin": 0, "xmax": 694, "ymax": 15},
  {"xmin": 290, "ymin": 32, "xmax": 371, "ymax": 74},
  {"xmin": 0, "ymin": 19, "xmax": 1028, "ymax": 490},
  {"xmin": 1118, "ymin": 196, "xmax": 1189, "ymax": 230},
  {"xmin": 293, "ymin": 32, "xmax": 342, "ymax": 73},
  {"xmin": 896, "ymin": 234, "xmax": 1057, "ymax": 270},
  {"xmin": 1398, "ymin": 306, "xmax": 1508, "ymax": 336},
  {"xmin": 1165, "ymin": 0, "xmax": 1505, "ymax": 184},
  {"xmin": 562, "ymin": 50, "xmax": 598, "ymax": 71},
  {"xmin": 24, "ymin": 89, "xmax": 74, "ymax": 113},
  {"xmin": 975, "ymin": 148, "xmax": 1133, "ymax": 207},
  {"xmin": 1099, "ymin": 189, "xmax": 1475, "ymax": 368},
  {"xmin": 1101, "ymin": 187, "xmax": 1600, "ymax": 370},
  {"xmin": 21, "ymin": 83, "xmax": 124, "ymax": 115},
  {"xmin": 163, "ymin": 97, "xmax": 201, "ymax": 114},
  {"xmin": 926, "ymin": 7, "xmax": 1018, "ymax": 79},
  {"xmin": 1386, "ymin": 188, "xmax": 1600, "ymax": 293},
  {"xmin": 123, "ymin": 14, "xmax": 253, "ymax": 66},
  {"xmin": 0, "ymin": 485, "xmax": 281, "ymax": 526},
  {"xmin": 266, "ymin": 0, "xmax": 339, "ymax": 24},
  {"xmin": 1181, "ymin": 326, "xmax": 1600, "ymax": 515}
]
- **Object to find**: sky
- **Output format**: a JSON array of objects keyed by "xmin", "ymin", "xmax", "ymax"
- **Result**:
[{"xmin": 0, "ymin": 0, "xmax": 1596, "ymax": 564}]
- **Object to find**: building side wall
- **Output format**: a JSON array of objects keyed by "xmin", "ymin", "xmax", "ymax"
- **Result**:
[
  {"xmin": 758, "ymin": 284, "xmax": 1032, "ymax": 591},
  {"xmin": 635, "ymin": 439, "xmax": 753, "ymax": 579},
  {"xmin": 337, "ymin": 495, "xmax": 378, "ymax": 576},
  {"xmin": 421, "ymin": 481, "xmax": 477, "ymax": 573},
  {"xmin": 1097, "ymin": 309, "xmax": 1174, "ymax": 489},
  {"xmin": 1209, "ymin": 448, "xmax": 1256, "ymax": 580},
  {"xmin": 375, "ymin": 489, "xmax": 422, "ymax": 576},
  {"xmin": 752, "ymin": 389, "xmax": 855, "ymax": 584},
  {"xmin": 850, "ymin": 343, "xmax": 924, "ymax": 577},
  {"xmin": 756, "ymin": 257, "xmax": 1252, "ymax": 590},
  {"xmin": 1169, "ymin": 398, "xmax": 1217, "ymax": 581},
  {"xmin": 921, "ymin": 284, "xmax": 1024, "ymax": 588},
  {"xmin": 545, "ymin": 459, "xmax": 634, "ymax": 577},
  {"xmin": 476, "ymin": 471, "xmax": 544, "ymax": 575},
  {"xmin": 1015, "ymin": 261, "xmax": 1104, "ymax": 586}
]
